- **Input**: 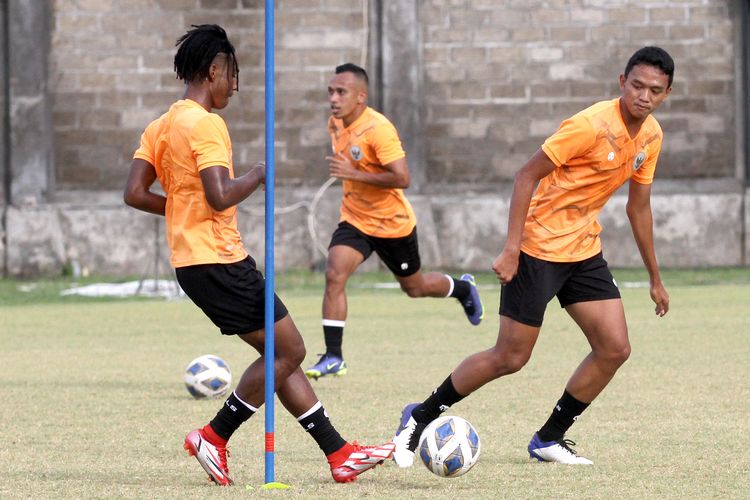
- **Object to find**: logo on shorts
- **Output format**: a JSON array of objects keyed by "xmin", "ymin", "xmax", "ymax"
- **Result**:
[
  {"xmin": 612, "ymin": 277, "xmax": 618, "ymax": 288},
  {"xmin": 633, "ymin": 151, "xmax": 646, "ymax": 171},
  {"xmin": 607, "ymin": 151, "xmax": 615, "ymax": 161},
  {"xmin": 400, "ymin": 262, "xmax": 408, "ymax": 271},
  {"xmin": 350, "ymin": 145, "xmax": 363, "ymax": 161}
]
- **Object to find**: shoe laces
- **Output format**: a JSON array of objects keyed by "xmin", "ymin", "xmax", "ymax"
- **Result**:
[
  {"xmin": 556, "ymin": 438, "xmax": 580, "ymax": 456},
  {"xmin": 216, "ymin": 446, "xmax": 230, "ymax": 474},
  {"xmin": 316, "ymin": 353, "xmax": 334, "ymax": 363},
  {"xmin": 407, "ymin": 422, "xmax": 426, "ymax": 452}
]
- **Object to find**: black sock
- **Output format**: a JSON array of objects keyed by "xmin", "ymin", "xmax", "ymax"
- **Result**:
[
  {"xmin": 298, "ymin": 402, "xmax": 347, "ymax": 456},
  {"xmin": 209, "ymin": 391, "xmax": 257, "ymax": 440},
  {"xmin": 322, "ymin": 321, "xmax": 344, "ymax": 358},
  {"xmin": 413, "ymin": 374, "xmax": 466, "ymax": 424},
  {"xmin": 537, "ymin": 390, "xmax": 590, "ymax": 442},
  {"xmin": 448, "ymin": 276, "xmax": 470, "ymax": 301}
]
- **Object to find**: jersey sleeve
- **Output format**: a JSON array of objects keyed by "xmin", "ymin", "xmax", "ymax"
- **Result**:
[
  {"xmin": 190, "ymin": 114, "xmax": 232, "ymax": 171},
  {"xmin": 541, "ymin": 114, "xmax": 597, "ymax": 167},
  {"xmin": 631, "ymin": 132, "xmax": 662, "ymax": 185},
  {"xmin": 133, "ymin": 121, "xmax": 157, "ymax": 163},
  {"xmin": 370, "ymin": 121, "xmax": 406, "ymax": 166}
]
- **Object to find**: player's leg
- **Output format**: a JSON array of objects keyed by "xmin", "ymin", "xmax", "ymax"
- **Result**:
[
  {"xmin": 178, "ymin": 258, "xmax": 294, "ymax": 484},
  {"xmin": 273, "ymin": 366, "xmax": 395, "ymax": 482},
  {"xmin": 392, "ymin": 315, "xmax": 540, "ymax": 466},
  {"xmin": 375, "ymin": 227, "xmax": 484, "ymax": 325},
  {"xmin": 247, "ymin": 316, "xmax": 394, "ymax": 482},
  {"xmin": 183, "ymin": 313, "xmax": 299, "ymax": 486},
  {"xmin": 306, "ymin": 223, "xmax": 372, "ymax": 380},
  {"xmin": 564, "ymin": 298, "xmax": 630, "ymax": 401},
  {"xmin": 529, "ymin": 253, "xmax": 623, "ymax": 465},
  {"xmin": 392, "ymin": 251, "xmax": 564, "ymax": 467}
]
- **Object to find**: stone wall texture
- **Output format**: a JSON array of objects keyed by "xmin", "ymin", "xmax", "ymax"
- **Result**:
[
  {"xmin": 0, "ymin": 0, "xmax": 747, "ymax": 276},
  {"xmin": 48, "ymin": 0, "xmax": 741, "ymax": 190}
]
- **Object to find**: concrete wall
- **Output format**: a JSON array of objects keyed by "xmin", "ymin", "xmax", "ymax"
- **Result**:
[
  {"xmin": 5, "ymin": 181, "xmax": 747, "ymax": 276},
  {"xmin": 0, "ymin": 0, "xmax": 747, "ymax": 276}
]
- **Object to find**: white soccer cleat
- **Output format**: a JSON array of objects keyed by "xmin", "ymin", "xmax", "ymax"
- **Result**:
[
  {"xmin": 184, "ymin": 428, "xmax": 233, "ymax": 485},
  {"xmin": 528, "ymin": 433, "xmax": 593, "ymax": 465},
  {"xmin": 392, "ymin": 403, "xmax": 422, "ymax": 468}
]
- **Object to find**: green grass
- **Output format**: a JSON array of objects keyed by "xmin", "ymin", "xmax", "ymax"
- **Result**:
[{"xmin": 1, "ymin": 269, "xmax": 749, "ymax": 498}]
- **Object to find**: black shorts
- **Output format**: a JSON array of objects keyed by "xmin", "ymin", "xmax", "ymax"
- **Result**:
[
  {"xmin": 499, "ymin": 251, "xmax": 621, "ymax": 328},
  {"xmin": 329, "ymin": 221, "xmax": 421, "ymax": 277},
  {"xmin": 175, "ymin": 256, "xmax": 289, "ymax": 335}
]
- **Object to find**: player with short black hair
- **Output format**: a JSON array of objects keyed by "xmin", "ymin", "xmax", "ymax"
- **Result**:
[
  {"xmin": 625, "ymin": 45, "xmax": 674, "ymax": 87},
  {"xmin": 304, "ymin": 62, "xmax": 485, "ymax": 380},
  {"xmin": 124, "ymin": 24, "xmax": 394, "ymax": 486},
  {"xmin": 335, "ymin": 62, "xmax": 369, "ymax": 84},
  {"xmin": 392, "ymin": 46, "xmax": 673, "ymax": 466}
]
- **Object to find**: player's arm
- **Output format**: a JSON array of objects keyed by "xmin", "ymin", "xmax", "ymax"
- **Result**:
[
  {"xmin": 626, "ymin": 179, "xmax": 669, "ymax": 316},
  {"xmin": 492, "ymin": 149, "xmax": 556, "ymax": 284},
  {"xmin": 200, "ymin": 162, "xmax": 265, "ymax": 212},
  {"xmin": 326, "ymin": 152, "xmax": 409, "ymax": 188},
  {"xmin": 124, "ymin": 158, "xmax": 166, "ymax": 216}
]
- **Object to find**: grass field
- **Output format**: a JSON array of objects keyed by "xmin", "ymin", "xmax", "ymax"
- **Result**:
[{"xmin": 1, "ymin": 269, "xmax": 749, "ymax": 499}]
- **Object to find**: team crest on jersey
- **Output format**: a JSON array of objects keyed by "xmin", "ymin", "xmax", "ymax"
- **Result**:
[
  {"xmin": 350, "ymin": 145, "xmax": 363, "ymax": 161},
  {"xmin": 633, "ymin": 151, "xmax": 646, "ymax": 171}
]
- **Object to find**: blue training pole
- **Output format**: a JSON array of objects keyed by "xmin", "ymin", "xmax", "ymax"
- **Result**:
[{"xmin": 263, "ymin": 0, "xmax": 276, "ymax": 485}]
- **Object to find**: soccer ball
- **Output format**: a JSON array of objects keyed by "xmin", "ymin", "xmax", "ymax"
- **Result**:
[
  {"xmin": 418, "ymin": 415, "xmax": 481, "ymax": 478},
  {"xmin": 184, "ymin": 354, "xmax": 232, "ymax": 399}
]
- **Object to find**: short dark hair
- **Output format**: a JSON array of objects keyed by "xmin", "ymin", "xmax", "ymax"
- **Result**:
[
  {"xmin": 174, "ymin": 24, "xmax": 238, "ymax": 84},
  {"xmin": 624, "ymin": 46, "xmax": 674, "ymax": 87},
  {"xmin": 335, "ymin": 63, "xmax": 369, "ymax": 86}
]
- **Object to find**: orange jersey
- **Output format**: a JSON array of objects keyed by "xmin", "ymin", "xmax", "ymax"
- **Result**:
[
  {"xmin": 133, "ymin": 99, "xmax": 248, "ymax": 268},
  {"xmin": 328, "ymin": 106, "xmax": 416, "ymax": 238},
  {"xmin": 522, "ymin": 98, "xmax": 663, "ymax": 262}
]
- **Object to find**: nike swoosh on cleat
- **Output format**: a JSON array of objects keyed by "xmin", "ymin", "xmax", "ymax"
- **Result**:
[{"xmin": 326, "ymin": 363, "xmax": 338, "ymax": 370}]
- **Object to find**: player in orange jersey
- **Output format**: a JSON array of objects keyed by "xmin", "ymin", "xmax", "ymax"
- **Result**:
[
  {"xmin": 392, "ymin": 47, "xmax": 673, "ymax": 466},
  {"xmin": 305, "ymin": 63, "xmax": 484, "ymax": 380},
  {"xmin": 124, "ymin": 24, "xmax": 394, "ymax": 486}
]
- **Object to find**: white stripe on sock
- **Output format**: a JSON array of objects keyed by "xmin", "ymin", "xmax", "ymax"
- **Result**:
[
  {"xmin": 322, "ymin": 319, "xmax": 346, "ymax": 327},
  {"xmin": 233, "ymin": 390, "xmax": 259, "ymax": 413},
  {"xmin": 444, "ymin": 274, "xmax": 454, "ymax": 298},
  {"xmin": 297, "ymin": 401, "xmax": 323, "ymax": 421}
]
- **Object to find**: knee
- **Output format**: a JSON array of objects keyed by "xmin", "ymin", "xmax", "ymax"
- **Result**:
[
  {"xmin": 325, "ymin": 267, "xmax": 348, "ymax": 290},
  {"xmin": 488, "ymin": 348, "xmax": 530, "ymax": 378},
  {"xmin": 277, "ymin": 344, "xmax": 306, "ymax": 377},
  {"xmin": 289, "ymin": 342, "xmax": 307, "ymax": 368},
  {"xmin": 599, "ymin": 340, "xmax": 631, "ymax": 368},
  {"xmin": 613, "ymin": 342, "xmax": 631, "ymax": 366}
]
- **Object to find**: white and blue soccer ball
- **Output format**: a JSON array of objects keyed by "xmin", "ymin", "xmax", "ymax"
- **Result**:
[
  {"xmin": 184, "ymin": 354, "xmax": 232, "ymax": 399},
  {"xmin": 418, "ymin": 415, "xmax": 481, "ymax": 478}
]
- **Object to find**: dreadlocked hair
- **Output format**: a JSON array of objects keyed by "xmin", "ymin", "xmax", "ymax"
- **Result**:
[{"xmin": 174, "ymin": 24, "xmax": 238, "ymax": 84}]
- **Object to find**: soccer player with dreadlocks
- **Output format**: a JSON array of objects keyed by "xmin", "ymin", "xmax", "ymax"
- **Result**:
[{"xmin": 124, "ymin": 24, "xmax": 394, "ymax": 486}]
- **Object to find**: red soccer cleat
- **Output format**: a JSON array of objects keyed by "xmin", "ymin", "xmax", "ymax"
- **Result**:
[
  {"xmin": 328, "ymin": 442, "xmax": 396, "ymax": 483},
  {"xmin": 183, "ymin": 428, "xmax": 233, "ymax": 486}
]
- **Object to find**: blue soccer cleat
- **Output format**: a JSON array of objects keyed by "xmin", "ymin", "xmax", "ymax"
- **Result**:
[
  {"xmin": 528, "ymin": 433, "xmax": 593, "ymax": 464},
  {"xmin": 304, "ymin": 353, "xmax": 348, "ymax": 380},
  {"xmin": 459, "ymin": 273, "xmax": 484, "ymax": 326}
]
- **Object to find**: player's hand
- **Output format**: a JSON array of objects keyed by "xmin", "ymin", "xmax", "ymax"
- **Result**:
[
  {"xmin": 492, "ymin": 249, "xmax": 520, "ymax": 285},
  {"xmin": 251, "ymin": 161, "xmax": 266, "ymax": 184},
  {"xmin": 326, "ymin": 152, "xmax": 357, "ymax": 180},
  {"xmin": 650, "ymin": 281, "xmax": 669, "ymax": 317}
]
